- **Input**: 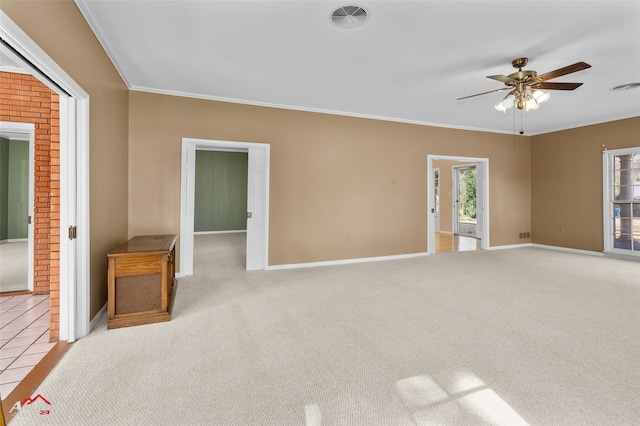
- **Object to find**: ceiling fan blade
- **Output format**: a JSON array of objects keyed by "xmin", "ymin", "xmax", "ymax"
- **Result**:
[
  {"xmin": 531, "ymin": 82, "xmax": 584, "ymax": 90},
  {"xmin": 487, "ymin": 74, "xmax": 518, "ymax": 84},
  {"xmin": 536, "ymin": 62, "xmax": 591, "ymax": 81},
  {"xmin": 457, "ymin": 87, "xmax": 511, "ymax": 100}
]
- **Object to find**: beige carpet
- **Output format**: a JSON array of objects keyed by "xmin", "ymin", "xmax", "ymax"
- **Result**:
[
  {"xmin": 8, "ymin": 234, "xmax": 640, "ymax": 425},
  {"xmin": 0, "ymin": 242, "xmax": 28, "ymax": 293}
]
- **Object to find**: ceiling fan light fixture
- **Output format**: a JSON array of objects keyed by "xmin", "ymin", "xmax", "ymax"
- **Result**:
[
  {"xmin": 495, "ymin": 92, "xmax": 516, "ymax": 112},
  {"xmin": 525, "ymin": 97, "xmax": 540, "ymax": 111},
  {"xmin": 463, "ymin": 58, "xmax": 590, "ymax": 115},
  {"xmin": 532, "ymin": 90, "xmax": 550, "ymax": 103}
]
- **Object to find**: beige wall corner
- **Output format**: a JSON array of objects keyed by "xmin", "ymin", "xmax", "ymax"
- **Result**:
[{"xmin": 531, "ymin": 116, "xmax": 640, "ymax": 252}]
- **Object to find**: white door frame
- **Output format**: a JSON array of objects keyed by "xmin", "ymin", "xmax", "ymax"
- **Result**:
[
  {"xmin": 1, "ymin": 11, "xmax": 90, "ymax": 342},
  {"xmin": 0, "ymin": 121, "xmax": 34, "ymax": 291},
  {"xmin": 452, "ymin": 163, "xmax": 478, "ymax": 237},
  {"xmin": 433, "ymin": 167, "xmax": 440, "ymax": 232},
  {"xmin": 427, "ymin": 155, "xmax": 489, "ymax": 254},
  {"xmin": 180, "ymin": 138, "xmax": 270, "ymax": 275}
]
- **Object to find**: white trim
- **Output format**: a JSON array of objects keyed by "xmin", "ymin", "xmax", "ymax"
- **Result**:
[
  {"xmin": 1, "ymin": 238, "xmax": 27, "ymax": 243},
  {"xmin": 602, "ymin": 147, "xmax": 640, "ymax": 259},
  {"xmin": 602, "ymin": 149, "xmax": 611, "ymax": 253},
  {"xmin": 89, "ymin": 303, "xmax": 107, "ymax": 332},
  {"xmin": 530, "ymin": 244, "xmax": 604, "ymax": 257},
  {"xmin": 267, "ymin": 251, "xmax": 430, "ymax": 271},
  {"xmin": 131, "ymin": 87, "xmax": 519, "ymax": 136},
  {"xmin": 0, "ymin": 14, "xmax": 87, "ymax": 98},
  {"xmin": 126, "ymin": 87, "xmax": 640, "ymax": 137},
  {"xmin": 74, "ymin": 98, "xmax": 91, "ymax": 340},
  {"xmin": 603, "ymin": 251, "xmax": 640, "ymax": 262},
  {"xmin": 1, "ymin": 11, "xmax": 90, "ymax": 342},
  {"xmin": 194, "ymin": 230, "xmax": 247, "ymax": 235},
  {"xmin": 488, "ymin": 243, "xmax": 533, "ymax": 250},
  {"xmin": 180, "ymin": 138, "xmax": 270, "ymax": 275},
  {"xmin": 59, "ymin": 95, "xmax": 73, "ymax": 342},
  {"xmin": 73, "ymin": 0, "xmax": 131, "ymax": 88}
]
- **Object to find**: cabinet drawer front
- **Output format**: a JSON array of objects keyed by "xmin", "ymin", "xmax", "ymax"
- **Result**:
[{"xmin": 115, "ymin": 255, "xmax": 164, "ymax": 276}]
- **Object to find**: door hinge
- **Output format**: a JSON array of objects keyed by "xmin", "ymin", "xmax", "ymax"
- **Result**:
[
  {"xmin": 68, "ymin": 225, "xmax": 77, "ymax": 240},
  {"xmin": 27, "ymin": 215, "xmax": 32, "ymax": 224},
  {"xmin": 247, "ymin": 212, "xmax": 253, "ymax": 219}
]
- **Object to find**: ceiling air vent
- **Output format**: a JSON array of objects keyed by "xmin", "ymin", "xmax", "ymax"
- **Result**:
[{"xmin": 330, "ymin": 5, "xmax": 369, "ymax": 28}]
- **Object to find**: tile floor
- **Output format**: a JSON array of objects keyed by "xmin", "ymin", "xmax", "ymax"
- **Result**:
[{"xmin": 0, "ymin": 294, "xmax": 55, "ymax": 398}]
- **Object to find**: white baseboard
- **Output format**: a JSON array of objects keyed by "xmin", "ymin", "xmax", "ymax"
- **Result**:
[
  {"xmin": 531, "ymin": 244, "xmax": 604, "ymax": 257},
  {"xmin": 267, "ymin": 251, "xmax": 430, "ymax": 270},
  {"xmin": 0, "ymin": 238, "xmax": 27, "ymax": 243},
  {"xmin": 90, "ymin": 303, "xmax": 107, "ymax": 331},
  {"xmin": 194, "ymin": 230, "xmax": 246, "ymax": 235},
  {"xmin": 603, "ymin": 251, "xmax": 640, "ymax": 262},
  {"xmin": 489, "ymin": 243, "xmax": 533, "ymax": 250}
]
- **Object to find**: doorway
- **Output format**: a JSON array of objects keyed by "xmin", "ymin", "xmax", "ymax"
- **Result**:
[
  {"xmin": 180, "ymin": 138, "xmax": 270, "ymax": 275},
  {"xmin": 0, "ymin": 122, "xmax": 34, "ymax": 293},
  {"xmin": 427, "ymin": 155, "xmax": 489, "ymax": 254},
  {"xmin": 453, "ymin": 164, "xmax": 477, "ymax": 238},
  {"xmin": 2, "ymin": 11, "xmax": 90, "ymax": 342}
]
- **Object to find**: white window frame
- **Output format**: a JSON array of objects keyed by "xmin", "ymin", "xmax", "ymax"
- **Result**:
[{"xmin": 602, "ymin": 146, "xmax": 640, "ymax": 259}]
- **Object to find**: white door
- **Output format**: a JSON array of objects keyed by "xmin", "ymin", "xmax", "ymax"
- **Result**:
[
  {"xmin": 433, "ymin": 168, "xmax": 440, "ymax": 232},
  {"xmin": 246, "ymin": 147, "xmax": 268, "ymax": 270},
  {"xmin": 475, "ymin": 162, "xmax": 484, "ymax": 239}
]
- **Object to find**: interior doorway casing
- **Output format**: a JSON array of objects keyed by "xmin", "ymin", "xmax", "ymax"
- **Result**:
[
  {"xmin": 180, "ymin": 138, "xmax": 270, "ymax": 275},
  {"xmin": 433, "ymin": 167, "xmax": 440, "ymax": 232},
  {"xmin": 1, "ymin": 11, "xmax": 90, "ymax": 342},
  {"xmin": 427, "ymin": 155, "xmax": 489, "ymax": 254}
]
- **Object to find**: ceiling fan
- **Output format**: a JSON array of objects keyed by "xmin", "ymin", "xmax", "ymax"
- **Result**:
[{"xmin": 458, "ymin": 58, "xmax": 592, "ymax": 111}]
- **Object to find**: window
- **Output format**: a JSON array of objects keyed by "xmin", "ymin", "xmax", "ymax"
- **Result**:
[{"xmin": 603, "ymin": 148, "xmax": 640, "ymax": 256}]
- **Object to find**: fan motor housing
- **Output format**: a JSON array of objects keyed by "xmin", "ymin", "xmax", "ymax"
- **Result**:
[{"xmin": 507, "ymin": 70, "xmax": 537, "ymax": 84}]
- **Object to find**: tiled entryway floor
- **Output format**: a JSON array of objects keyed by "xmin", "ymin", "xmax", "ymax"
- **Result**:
[{"xmin": 0, "ymin": 294, "xmax": 55, "ymax": 398}]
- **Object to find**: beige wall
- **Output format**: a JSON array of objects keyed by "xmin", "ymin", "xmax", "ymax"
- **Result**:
[
  {"xmin": 2, "ymin": 1, "xmax": 129, "ymax": 318},
  {"xmin": 129, "ymin": 91, "xmax": 532, "ymax": 266},
  {"xmin": 531, "ymin": 116, "xmax": 640, "ymax": 252}
]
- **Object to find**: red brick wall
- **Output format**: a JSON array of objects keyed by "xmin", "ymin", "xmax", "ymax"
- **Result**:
[{"xmin": 1, "ymin": 72, "xmax": 60, "ymax": 341}]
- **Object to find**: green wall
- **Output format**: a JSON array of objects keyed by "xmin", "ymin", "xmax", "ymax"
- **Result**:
[
  {"xmin": 0, "ymin": 137, "xmax": 29, "ymax": 240},
  {"xmin": 0, "ymin": 137, "xmax": 9, "ymax": 240},
  {"xmin": 194, "ymin": 151, "xmax": 248, "ymax": 232}
]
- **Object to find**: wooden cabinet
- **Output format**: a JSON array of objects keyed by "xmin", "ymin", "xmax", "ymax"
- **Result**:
[{"xmin": 107, "ymin": 234, "xmax": 177, "ymax": 329}]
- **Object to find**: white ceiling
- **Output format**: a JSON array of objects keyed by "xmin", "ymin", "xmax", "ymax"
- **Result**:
[{"xmin": 72, "ymin": 1, "xmax": 640, "ymax": 135}]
